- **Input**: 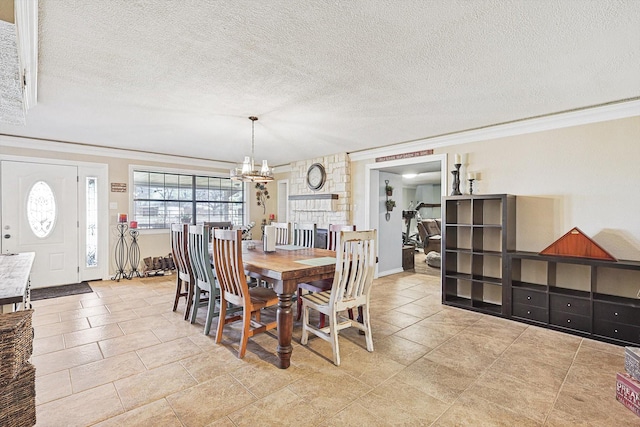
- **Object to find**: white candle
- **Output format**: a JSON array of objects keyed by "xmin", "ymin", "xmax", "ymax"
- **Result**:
[
  {"xmin": 454, "ymin": 154, "xmax": 461, "ymax": 164},
  {"xmin": 467, "ymin": 172, "xmax": 476, "ymax": 180}
]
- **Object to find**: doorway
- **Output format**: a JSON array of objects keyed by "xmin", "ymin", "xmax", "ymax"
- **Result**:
[
  {"xmin": 364, "ymin": 154, "xmax": 446, "ymax": 277},
  {"xmin": 1, "ymin": 161, "xmax": 79, "ymax": 288},
  {"xmin": 0, "ymin": 158, "xmax": 109, "ymax": 288}
]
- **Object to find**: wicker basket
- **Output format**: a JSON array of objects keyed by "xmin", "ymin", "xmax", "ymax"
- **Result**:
[
  {"xmin": 0, "ymin": 310, "xmax": 33, "ymax": 386},
  {"xmin": 0, "ymin": 362, "xmax": 36, "ymax": 427}
]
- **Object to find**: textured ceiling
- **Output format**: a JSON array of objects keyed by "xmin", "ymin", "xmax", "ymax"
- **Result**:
[{"xmin": 1, "ymin": 0, "xmax": 639, "ymax": 166}]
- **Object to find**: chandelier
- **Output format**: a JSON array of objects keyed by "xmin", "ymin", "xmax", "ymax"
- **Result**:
[{"xmin": 230, "ymin": 116, "xmax": 274, "ymax": 182}]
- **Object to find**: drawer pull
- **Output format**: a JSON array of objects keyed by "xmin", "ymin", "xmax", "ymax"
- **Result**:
[
  {"xmin": 614, "ymin": 312, "xmax": 618, "ymax": 316},
  {"xmin": 567, "ymin": 303, "xmax": 571, "ymax": 307},
  {"xmin": 567, "ymin": 319, "xmax": 571, "ymax": 323},
  {"xmin": 527, "ymin": 311, "xmax": 531, "ymax": 314},
  {"xmin": 614, "ymin": 329, "xmax": 618, "ymax": 333},
  {"xmin": 527, "ymin": 296, "xmax": 531, "ymax": 300}
]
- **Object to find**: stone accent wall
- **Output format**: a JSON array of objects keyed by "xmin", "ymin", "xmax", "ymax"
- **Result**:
[{"xmin": 289, "ymin": 153, "xmax": 351, "ymax": 228}]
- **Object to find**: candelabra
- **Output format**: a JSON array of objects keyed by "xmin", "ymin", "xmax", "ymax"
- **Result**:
[
  {"xmin": 127, "ymin": 228, "xmax": 142, "ymax": 278},
  {"xmin": 451, "ymin": 163, "xmax": 462, "ymax": 195},
  {"xmin": 112, "ymin": 223, "xmax": 129, "ymax": 281}
]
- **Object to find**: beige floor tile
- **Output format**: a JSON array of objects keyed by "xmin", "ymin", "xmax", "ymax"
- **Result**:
[
  {"xmin": 58, "ymin": 304, "xmax": 110, "ymax": 321},
  {"xmin": 70, "ymin": 351, "xmax": 147, "ymax": 392},
  {"xmin": 32, "ymin": 342, "xmax": 103, "ymax": 376},
  {"xmin": 463, "ymin": 370, "xmax": 556, "ymax": 423},
  {"xmin": 394, "ymin": 301, "xmax": 445, "ymax": 319},
  {"xmin": 180, "ymin": 348, "xmax": 246, "ymax": 383},
  {"xmin": 230, "ymin": 357, "xmax": 308, "ymax": 399},
  {"xmin": 80, "ymin": 294, "xmax": 122, "ymax": 308},
  {"xmin": 425, "ymin": 331, "xmax": 509, "ymax": 372},
  {"xmin": 136, "ymin": 336, "xmax": 203, "ymax": 369},
  {"xmin": 433, "ymin": 393, "xmax": 541, "ymax": 427},
  {"xmin": 31, "ymin": 312, "xmax": 60, "ymax": 327},
  {"xmin": 287, "ymin": 367, "xmax": 372, "ymax": 416},
  {"xmin": 228, "ymin": 387, "xmax": 324, "ymax": 427},
  {"xmin": 34, "ymin": 317, "xmax": 90, "ymax": 339},
  {"xmin": 63, "ymin": 323, "xmax": 124, "ymax": 348},
  {"xmin": 336, "ymin": 350, "xmax": 405, "ymax": 387},
  {"xmin": 319, "ymin": 401, "xmax": 383, "ymax": 427},
  {"xmin": 115, "ymin": 362, "xmax": 197, "ymax": 411},
  {"xmin": 32, "ymin": 301, "xmax": 83, "ymax": 316},
  {"xmin": 106, "ymin": 299, "xmax": 151, "ymax": 313},
  {"xmin": 87, "ymin": 310, "xmax": 139, "ymax": 327},
  {"xmin": 487, "ymin": 351, "xmax": 569, "ymax": 391},
  {"xmin": 134, "ymin": 302, "xmax": 175, "ymax": 318},
  {"xmin": 166, "ymin": 374, "xmax": 256, "ymax": 426},
  {"xmin": 553, "ymin": 383, "xmax": 640, "ymax": 426},
  {"xmin": 32, "ymin": 334, "xmax": 65, "ymax": 356},
  {"xmin": 117, "ymin": 314, "xmax": 174, "ymax": 335},
  {"xmin": 357, "ymin": 377, "xmax": 450, "ymax": 425},
  {"xmin": 35, "ymin": 370, "xmax": 72, "ymax": 405},
  {"xmin": 35, "ymin": 383, "xmax": 123, "ymax": 427},
  {"xmin": 394, "ymin": 321, "xmax": 462, "ymax": 348},
  {"xmin": 394, "ymin": 357, "xmax": 478, "ymax": 404},
  {"xmin": 92, "ymin": 398, "xmax": 183, "ymax": 427},
  {"xmin": 372, "ymin": 333, "xmax": 431, "ymax": 366},
  {"xmin": 98, "ymin": 329, "xmax": 161, "ymax": 358}
]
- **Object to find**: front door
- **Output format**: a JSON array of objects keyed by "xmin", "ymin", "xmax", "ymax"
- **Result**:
[{"xmin": 1, "ymin": 161, "xmax": 79, "ymax": 288}]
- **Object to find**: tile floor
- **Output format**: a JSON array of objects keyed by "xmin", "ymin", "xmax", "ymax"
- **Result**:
[{"xmin": 29, "ymin": 271, "xmax": 639, "ymax": 426}]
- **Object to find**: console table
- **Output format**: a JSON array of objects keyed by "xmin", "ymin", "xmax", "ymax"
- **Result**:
[{"xmin": 0, "ymin": 252, "xmax": 35, "ymax": 313}]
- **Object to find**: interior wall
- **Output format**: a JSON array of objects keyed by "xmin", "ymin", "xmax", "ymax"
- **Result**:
[
  {"xmin": 0, "ymin": 142, "xmax": 241, "ymax": 276},
  {"xmin": 352, "ymin": 115, "xmax": 640, "ymax": 261},
  {"xmin": 378, "ymin": 171, "xmax": 403, "ymax": 275}
]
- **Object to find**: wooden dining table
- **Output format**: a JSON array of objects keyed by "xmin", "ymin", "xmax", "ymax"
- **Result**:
[{"xmin": 241, "ymin": 243, "xmax": 336, "ymax": 369}]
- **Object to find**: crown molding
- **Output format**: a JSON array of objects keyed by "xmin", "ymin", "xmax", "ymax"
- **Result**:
[
  {"xmin": 349, "ymin": 99, "xmax": 640, "ymax": 162},
  {"xmin": 0, "ymin": 134, "xmax": 235, "ymax": 170}
]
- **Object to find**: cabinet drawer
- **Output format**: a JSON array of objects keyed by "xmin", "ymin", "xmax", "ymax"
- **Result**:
[
  {"xmin": 550, "ymin": 311, "xmax": 591, "ymax": 333},
  {"xmin": 593, "ymin": 320, "xmax": 640, "ymax": 345},
  {"xmin": 594, "ymin": 301, "xmax": 640, "ymax": 326},
  {"xmin": 512, "ymin": 303, "xmax": 548, "ymax": 323},
  {"xmin": 513, "ymin": 288, "xmax": 547, "ymax": 308},
  {"xmin": 550, "ymin": 294, "xmax": 590, "ymax": 316}
]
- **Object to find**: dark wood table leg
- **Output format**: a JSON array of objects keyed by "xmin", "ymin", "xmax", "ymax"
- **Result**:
[{"xmin": 276, "ymin": 291, "xmax": 294, "ymax": 369}]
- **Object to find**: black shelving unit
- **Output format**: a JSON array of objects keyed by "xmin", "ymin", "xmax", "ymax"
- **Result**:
[
  {"xmin": 509, "ymin": 251, "xmax": 640, "ymax": 346},
  {"xmin": 441, "ymin": 194, "xmax": 516, "ymax": 316}
]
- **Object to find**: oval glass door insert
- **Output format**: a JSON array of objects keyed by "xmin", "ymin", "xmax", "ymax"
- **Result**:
[{"xmin": 27, "ymin": 181, "xmax": 57, "ymax": 238}]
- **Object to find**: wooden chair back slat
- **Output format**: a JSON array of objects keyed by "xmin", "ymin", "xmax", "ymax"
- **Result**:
[
  {"xmin": 327, "ymin": 224, "xmax": 356, "ymax": 250},
  {"xmin": 270, "ymin": 222, "xmax": 291, "ymax": 245},
  {"xmin": 294, "ymin": 223, "xmax": 317, "ymax": 248}
]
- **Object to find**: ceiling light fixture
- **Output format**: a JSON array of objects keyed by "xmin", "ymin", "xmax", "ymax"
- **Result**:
[
  {"xmin": 230, "ymin": 116, "xmax": 273, "ymax": 183},
  {"xmin": 402, "ymin": 173, "xmax": 417, "ymax": 179}
]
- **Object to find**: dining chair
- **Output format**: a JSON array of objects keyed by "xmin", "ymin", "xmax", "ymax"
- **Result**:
[
  {"xmin": 170, "ymin": 223, "xmax": 196, "ymax": 320},
  {"xmin": 300, "ymin": 229, "xmax": 377, "ymax": 366},
  {"xmin": 270, "ymin": 222, "xmax": 291, "ymax": 245},
  {"xmin": 293, "ymin": 223, "xmax": 317, "ymax": 248},
  {"xmin": 296, "ymin": 224, "xmax": 356, "ymax": 325},
  {"xmin": 212, "ymin": 229, "xmax": 279, "ymax": 358},
  {"xmin": 187, "ymin": 225, "xmax": 219, "ymax": 334}
]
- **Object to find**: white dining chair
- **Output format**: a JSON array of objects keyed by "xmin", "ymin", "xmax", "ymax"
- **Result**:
[{"xmin": 300, "ymin": 229, "xmax": 377, "ymax": 366}]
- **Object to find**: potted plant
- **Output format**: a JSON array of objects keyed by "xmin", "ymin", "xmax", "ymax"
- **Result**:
[
  {"xmin": 385, "ymin": 184, "xmax": 394, "ymax": 196},
  {"xmin": 385, "ymin": 199, "xmax": 396, "ymax": 212}
]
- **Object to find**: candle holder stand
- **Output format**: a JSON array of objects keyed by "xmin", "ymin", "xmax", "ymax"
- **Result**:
[
  {"xmin": 451, "ymin": 163, "xmax": 462, "ymax": 195},
  {"xmin": 127, "ymin": 228, "xmax": 143, "ymax": 279},
  {"xmin": 112, "ymin": 223, "xmax": 130, "ymax": 281},
  {"xmin": 468, "ymin": 178, "xmax": 476, "ymax": 195}
]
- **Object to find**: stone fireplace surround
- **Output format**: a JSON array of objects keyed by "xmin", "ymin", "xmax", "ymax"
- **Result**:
[{"xmin": 288, "ymin": 153, "xmax": 351, "ymax": 229}]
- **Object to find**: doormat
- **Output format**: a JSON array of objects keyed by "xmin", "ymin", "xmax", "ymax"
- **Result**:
[{"xmin": 30, "ymin": 282, "xmax": 93, "ymax": 301}]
